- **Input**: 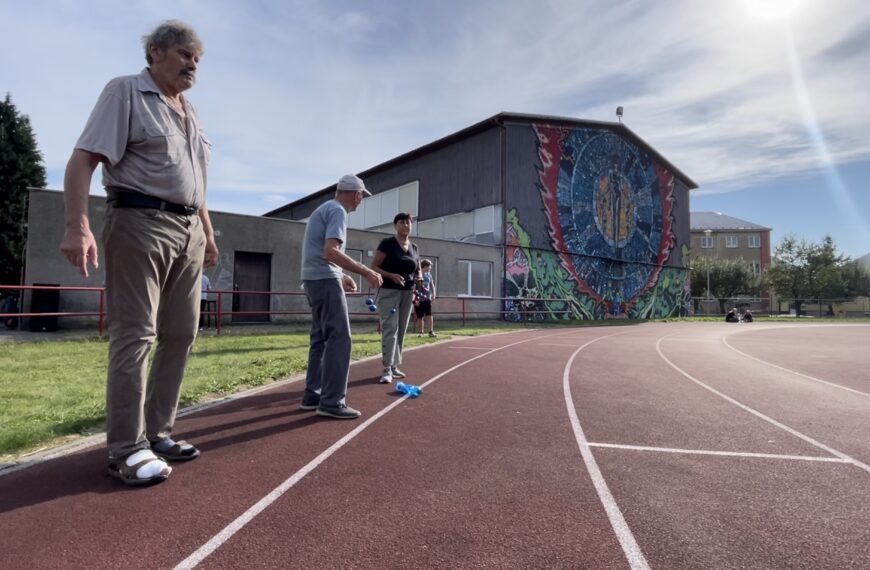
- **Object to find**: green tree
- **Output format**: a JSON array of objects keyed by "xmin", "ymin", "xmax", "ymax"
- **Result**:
[
  {"xmin": 0, "ymin": 94, "xmax": 47, "ymax": 285},
  {"xmin": 767, "ymin": 235, "xmax": 856, "ymax": 316},
  {"xmin": 691, "ymin": 255, "xmax": 760, "ymax": 314}
]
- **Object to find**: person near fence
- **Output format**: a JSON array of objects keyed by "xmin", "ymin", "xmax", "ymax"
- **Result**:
[
  {"xmin": 199, "ymin": 273, "xmax": 212, "ymax": 329},
  {"xmin": 300, "ymin": 174, "xmax": 383, "ymax": 419},
  {"xmin": 60, "ymin": 20, "xmax": 216, "ymax": 485},
  {"xmin": 725, "ymin": 308, "xmax": 740, "ymax": 323},
  {"xmin": 743, "ymin": 308, "xmax": 753, "ymax": 323},
  {"xmin": 414, "ymin": 258, "xmax": 436, "ymax": 338},
  {"xmin": 371, "ymin": 213, "xmax": 420, "ymax": 384}
]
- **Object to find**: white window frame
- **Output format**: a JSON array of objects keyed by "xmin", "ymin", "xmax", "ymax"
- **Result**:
[
  {"xmin": 457, "ymin": 260, "xmax": 492, "ymax": 298},
  {"xmin": 748, "ymin": 234, "xmax": 761, "ymax": 248},
  {"xmin": 701, "ymin": 236, "xmax": 713, "ymax": 249},
  {"xmin": 750, "ymin": 262, "xmax": 761, "ymax": 275},
  {"xmin": 725, "ymin": 235, "xmax": 739, "ymax": 248}
]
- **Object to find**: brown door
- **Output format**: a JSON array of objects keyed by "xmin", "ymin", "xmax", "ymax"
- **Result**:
[{"xmin": 232, "ymin": 251, "xmax": 272, "ymax": 322}]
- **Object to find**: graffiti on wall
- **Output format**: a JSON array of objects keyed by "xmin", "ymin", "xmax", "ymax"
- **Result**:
[{"xmin": 504, "ymin": 125, "xmax": 690, "ymax": 320}]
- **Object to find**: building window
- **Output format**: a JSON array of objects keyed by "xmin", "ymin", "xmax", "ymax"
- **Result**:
[
  {"xmin": 701, "ymin": 236, "xmax": 714, "ymax": 249},
  {"xmin": 726, "ymin": 235, "xmax": 739, "ymax": 248},
  {"xmin": 348, "ymin": 181, "xmax": 419, "ymax": 232},
  {"xmin": 750, "ymin": 262, "xmax": 761, "ymax": 275},
  {"xmin": 458, "ymin": 260, "xmax": 492, "ymax": 297},
  {"xmin": 748, "ymin": 234, "xmax": 761, "ymax": 248}
]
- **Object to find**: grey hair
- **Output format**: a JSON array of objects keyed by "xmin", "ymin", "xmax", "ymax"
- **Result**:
[{"xmin": 142, "ymin": 20, "xmax": 204, "ymax": 64}]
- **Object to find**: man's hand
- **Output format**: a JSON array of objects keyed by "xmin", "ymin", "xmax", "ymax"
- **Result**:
[
  {"xmin": 342, "ymin": 274, "xmax": 357, "ymax": 293},
  {"xmin": 60, "ymin": 228, "xmax": 99, "ymax": 278},
  {"xmin": 365, "ymin": 269, "xmax": 383, "ymax": 288},
  {"xmin": 204, "ymin": 236, "xmax": 219, "ymax": 267},
  {"xmin": 388, "ymin": 272, "xmax": 405, "ymax": 286}
]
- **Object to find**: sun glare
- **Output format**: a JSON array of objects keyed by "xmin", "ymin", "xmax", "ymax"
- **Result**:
[{"xmin": 742, "ymin": 0, "xmax": 808, "ymax": 21}]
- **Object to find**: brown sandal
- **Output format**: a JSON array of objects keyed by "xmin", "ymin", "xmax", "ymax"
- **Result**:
[
  {"xmin": 151, "ymin": 439, "xmax": 200, "ymax": 462},
  {"xmin": 108, "ymin": 450, "xmax": 171, "ymax": 486}
]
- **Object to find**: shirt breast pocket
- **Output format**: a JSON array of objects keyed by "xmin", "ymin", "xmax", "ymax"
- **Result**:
[
  {"xmin": 198, "ymin": 132, "xmax": 212, "ymax": 165},
  {"xmin": 143, "ymin": 123, "xmax": 183, "ymax": 164}
]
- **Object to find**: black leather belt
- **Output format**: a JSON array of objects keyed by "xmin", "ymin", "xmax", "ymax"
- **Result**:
[{"xmin": 110, "ymin": 192, "xmax": 198, "ymax": 216}]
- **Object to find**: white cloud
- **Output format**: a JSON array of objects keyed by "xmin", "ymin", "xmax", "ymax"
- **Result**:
[{"xmin": 2, "ymin": 0, "xmax": 868, "ymax": 224}]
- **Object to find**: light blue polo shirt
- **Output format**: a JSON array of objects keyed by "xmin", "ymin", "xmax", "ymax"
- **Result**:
[{"xmin": 301, "ymin": 199, "xmax": 347, "ymax": 281}]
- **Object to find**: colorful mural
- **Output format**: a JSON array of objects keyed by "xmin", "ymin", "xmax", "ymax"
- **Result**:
[{"xmin": 504, "ymin": 125, "xmax": 690, "ymax": 320}]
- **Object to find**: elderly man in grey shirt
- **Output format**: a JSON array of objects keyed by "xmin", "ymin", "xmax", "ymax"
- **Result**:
[
  {"xmin": 60, "ymin": 20, "xmax": 217, "ymax": 486},
  {"xmin": 300, "ymin": 174, "xmax": 383, "ymax": 419}
]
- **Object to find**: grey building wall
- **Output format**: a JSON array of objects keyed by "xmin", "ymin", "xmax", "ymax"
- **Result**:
[
  {"xmin": 270, "ymin": 128, "xmax": 503, "ymax": 222},
  {"xmin": 24, "ymin": 189, "xmax": 503, "ymax": 329}
]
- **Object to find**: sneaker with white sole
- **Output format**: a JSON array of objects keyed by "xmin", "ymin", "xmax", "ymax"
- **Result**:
[
  {"xmin": 316, "ymin": 404, "xmax": 362, "ymax": 419},
  {"xmin": 428, "ymin": 331, "xmax": 437, "ymax": 338},
  {"xmin": 379, "ymin": 367, "xmax": 393, "ymax": 384},
  {"xmin": 391, "ymin": 367, "xmax": 406, "ymax": 379}
]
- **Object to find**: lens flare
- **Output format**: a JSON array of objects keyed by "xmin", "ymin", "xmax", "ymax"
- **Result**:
[
  {"xmin": 743, "ymin": 0, "xmax": 808, "ymax": 21},
  {"xmin": 785, "ymin": 27, "xmax": 870, "ymax": 245}
]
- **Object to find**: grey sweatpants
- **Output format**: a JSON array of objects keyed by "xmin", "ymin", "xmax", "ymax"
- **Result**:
[
  {"xmin": 303, "ymin": 278, "xmax": 352, "ymax": 408},
  {"xmin": 377, "ymin": 287, "xmax": 414, "ymax": 367}
]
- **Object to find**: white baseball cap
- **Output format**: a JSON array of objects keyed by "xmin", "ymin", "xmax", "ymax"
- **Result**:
[{"xmin": 336, "ymin": 174, "xmax": 371, "ymax": 196}]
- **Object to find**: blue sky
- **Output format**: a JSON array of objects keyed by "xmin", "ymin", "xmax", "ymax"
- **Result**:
[{"xmin": 2, "ymin": 0, "xmax": 869, "ymax": 257}]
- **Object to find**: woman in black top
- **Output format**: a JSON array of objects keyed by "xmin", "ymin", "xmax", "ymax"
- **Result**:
[{"xmin": 371, "ymin": 213, "xmax": 420, "ymax": 384}]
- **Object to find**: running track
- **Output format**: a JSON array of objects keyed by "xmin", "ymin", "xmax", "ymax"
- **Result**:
[{"xmin": 1, "ymin": 322, "xmax": 868, "ymax": 569}]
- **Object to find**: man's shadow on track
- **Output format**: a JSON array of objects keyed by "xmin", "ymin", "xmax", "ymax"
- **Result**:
[{"xmin": 0, "ymin": 375, "xmax": 379, "ymax": 514}]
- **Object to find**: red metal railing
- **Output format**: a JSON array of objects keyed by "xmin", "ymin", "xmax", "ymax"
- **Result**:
[
  {"xmin": 1, "ymin": 284, "xmax": 107, "ymax": 336},
  {"xmin": 2, "ymin": 283, "xmax": 578, "ymax": 336}
]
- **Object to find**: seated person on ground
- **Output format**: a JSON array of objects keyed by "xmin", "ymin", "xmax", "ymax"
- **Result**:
[{"xmin": 725, "ymin": 308, "xmax": 740, "ymax": 323}]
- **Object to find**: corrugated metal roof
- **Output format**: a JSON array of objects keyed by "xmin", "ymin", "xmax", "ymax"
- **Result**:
[
  {"xmin": 264, "ymin": 111, "xmax": 698, "ymax": 217},
  {"xmin": 690, "ymin": 211, "xmax": 770, "ymax": 231}
]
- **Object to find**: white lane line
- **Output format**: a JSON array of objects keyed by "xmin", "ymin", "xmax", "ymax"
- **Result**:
[
  {"xmin": 175, "ymin": 329, "xmax": 579, "ymax": 569},
  {"xmin": 656, "ymin": 336, "xmax": 870, "ymax": 475},
  {"xmin": 563, "ymin": 333, "xmax": 651, "ymax": 570},
  {"xmin": 722, "ymin": 333, "xmax": 870, "ymax": 399},
  {"xmin": 587, "ymin": 443, "xmax": 851, "ymax": 463}
]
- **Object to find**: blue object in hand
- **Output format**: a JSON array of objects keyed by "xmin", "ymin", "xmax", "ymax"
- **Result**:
[
  {"xmin": 369, "ymin": 304, "xmax": 378, "ymax": 312},
  {"xmin": 396, "ymin": 381, "xmax": 422, "ymax": 398},
  {"xmin": 390, "ymin": 307, "xmax": 397, "ymax": 314},
  {"xmin": 365, "ymin": 298, "xmax": 374, "ymax": 306}
]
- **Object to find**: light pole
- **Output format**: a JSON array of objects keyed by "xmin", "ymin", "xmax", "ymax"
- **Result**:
[{"xmin": 703, "ymin": 229, "xmax": 713, "ymax": 308}]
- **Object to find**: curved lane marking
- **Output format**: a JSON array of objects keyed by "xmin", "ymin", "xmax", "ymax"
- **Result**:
[
  {"xmin": 175, "ymin": 328, "xmax": 593, "ymax": 569},
  {"xmin": 656, "ymin": 335, "xmax": 870, "ymax": 475},
  {"xmin": 722, "ymin": 328, "xmax": 870, "ymax": 399},
  {"xmin": 563, "ymin": 332, "xmax": 651, "ymax": 570}
]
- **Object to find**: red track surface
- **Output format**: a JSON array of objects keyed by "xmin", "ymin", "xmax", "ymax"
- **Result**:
[{"xmin": 1, "ymin": 323, "xmax": 868, "ymax": 569}]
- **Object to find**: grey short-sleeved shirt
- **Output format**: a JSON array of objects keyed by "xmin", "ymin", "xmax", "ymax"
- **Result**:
[
  {"xmin": 75, "ymin": 68, "xmax": 211, "ymax": 208},
  {"xmin": 301, "ymin": 199, "xmax": 348, "ymax": 281}
]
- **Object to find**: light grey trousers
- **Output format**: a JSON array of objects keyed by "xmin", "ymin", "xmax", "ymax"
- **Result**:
[
  {"xmin": 303, "ymin": 278, "xmax": 352, "ymax": 408},
  {"xmin": 377, "ymin": 287, "xmax": 414, "ymax": 367},
  {"xmin": 103, "ymin": 205, "xmax": 205, "ymax": 460}
]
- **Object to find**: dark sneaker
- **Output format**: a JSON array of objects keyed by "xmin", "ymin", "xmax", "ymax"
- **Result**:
[
  {"xmin": 316, "ymin": 404, "xmax": 362, "ymax": 420},
  {"xmin": 391, "ymin": 367, "xmax": 406, "ymax": 379},
  {"xmin": 299, "ymin": 399, "xmax": 319, "ymax": 411},
  {"xmin": 428, "ymin": 331, "xmax": 437, "ymax": 338}
]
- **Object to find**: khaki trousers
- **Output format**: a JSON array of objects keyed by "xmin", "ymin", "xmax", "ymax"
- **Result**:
[{"xmin": 102, "ymin": 205, "xmax": 205, "ymax": 460}]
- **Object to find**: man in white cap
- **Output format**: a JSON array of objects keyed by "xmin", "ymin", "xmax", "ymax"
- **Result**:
[{"xmin": 300, "ymin": 174, "xmax": 383, "ymax": 419}]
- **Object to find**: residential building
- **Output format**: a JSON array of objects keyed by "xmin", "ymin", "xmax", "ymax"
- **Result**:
[{"xmin": 689, "ymin": 212, "xmax": 772, "ymax": 278}]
